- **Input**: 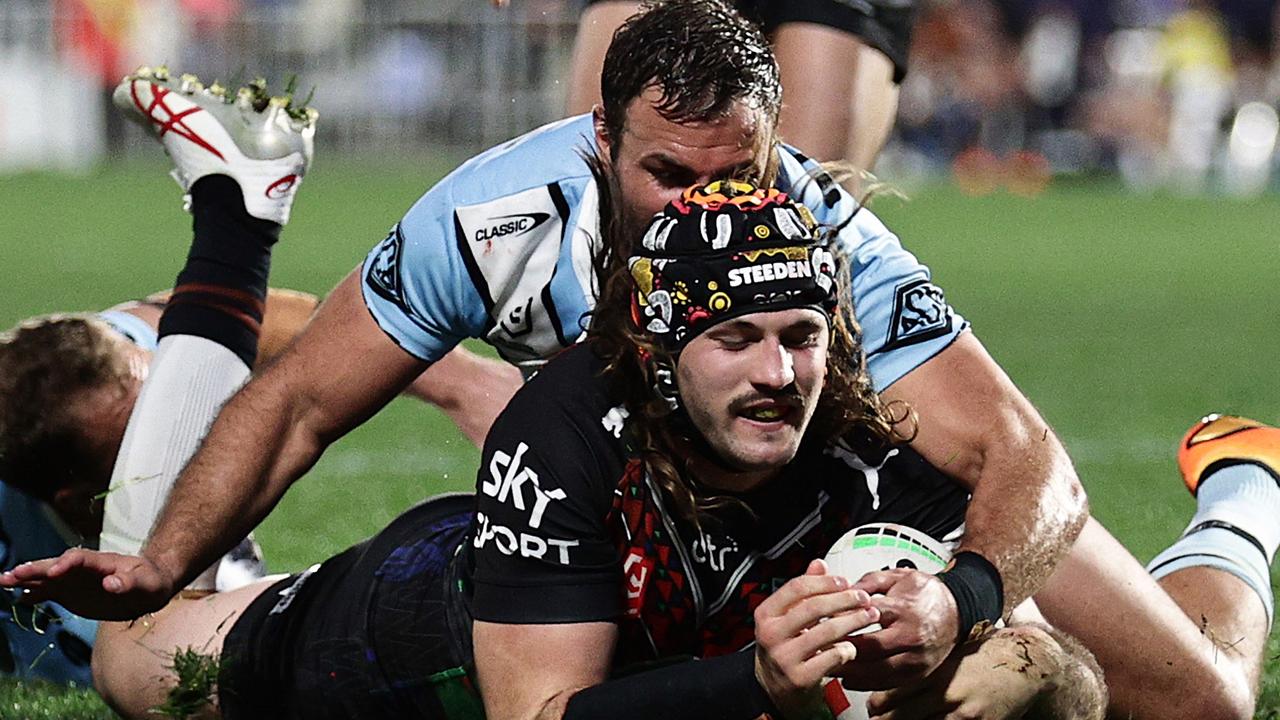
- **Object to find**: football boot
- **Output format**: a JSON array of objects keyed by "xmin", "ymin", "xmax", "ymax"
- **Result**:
[
  {"xmin": 215, "ymin": 534, "xmax": 269, "ymax": 592},
  {"xmin": 1178, "ymin": 413, "xmax": 1280, "ymax": 496},
  {"xmin": 113, "ymin": 66, "xmax": 316, "ymax": 225}
]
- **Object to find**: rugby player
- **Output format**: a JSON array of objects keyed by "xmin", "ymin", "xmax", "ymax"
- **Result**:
[
  {"xmin": 13, "ymin": 1, "xmax": 1276, "ymax": 716},
  {"xmin": 5, "ymin": 183, "xmax": 1109, "ymax": 720},
  {"xmin": 565, "ymin": 0, "xmax": 907, "ymax": 172},
  {"xmin": 0, "ymin": 76, "xmax": 517, "ymax": 685}
]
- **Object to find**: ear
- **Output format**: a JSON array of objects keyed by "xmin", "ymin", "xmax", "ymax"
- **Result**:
[
  {"xmin": 592, "ymin": 105, "xmax": 614, "ymax": 159},
  {"xmin": 51, "ymin": 483, "xmax": 103, "ymax": 540},
  {"xmin": 50, "ymin": 486, "xmax": 87, "ymax": 526}
]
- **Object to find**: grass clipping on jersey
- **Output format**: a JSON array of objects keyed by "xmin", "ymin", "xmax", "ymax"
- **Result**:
[{"xmin": 152, "ymin": 647, "xmax": 222, "ymax": 719}]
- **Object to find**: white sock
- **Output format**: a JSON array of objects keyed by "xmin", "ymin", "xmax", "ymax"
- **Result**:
[
  {"xmin": 99, "ymin": 335, "xmax": 249, "ymax": 590},
  {"xmin": 1147, "ymin": 463, "xmax": 1280, "ymax": 625}
]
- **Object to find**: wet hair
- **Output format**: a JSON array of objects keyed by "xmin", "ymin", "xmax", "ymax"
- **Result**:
[
  {"xmin": 586, "ymin": 159, "xmax": 914, "ymax": 528},
  {"xmin": 0, "ymin": 315, "xmax": 132, "ymax": 501},
  {"xmin": 599, "ymin": 0, "xmax": 782, "ymax": 154}
]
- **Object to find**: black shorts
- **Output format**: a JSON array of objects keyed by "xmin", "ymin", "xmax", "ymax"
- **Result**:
[
  {"xmin": 584, "ymin": 0, "xmax": 915, "ymax": 83},
  {"xmin": 218, "ymin": 494, "xmax": 480, "ymax": 720}
]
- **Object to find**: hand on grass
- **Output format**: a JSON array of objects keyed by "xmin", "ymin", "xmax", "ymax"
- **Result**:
[{"xmin": 0, "ymin": 548, "xmax": 175, "ymax": 621}]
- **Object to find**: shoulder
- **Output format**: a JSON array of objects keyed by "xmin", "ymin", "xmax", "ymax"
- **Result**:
[
  {"xmin": 399, "ymin": 114, "xmax": 598, "ymax": 236},
  {"xmin": 95, "ymin": 309, "xmax": 159, "ymax": 351},
  {"xmin": 489, "ymin": 343, "xmax": 619, "ymax": 450}
]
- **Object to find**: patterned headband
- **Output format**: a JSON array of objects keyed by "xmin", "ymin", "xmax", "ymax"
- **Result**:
[{"xmin": 628, "ymin": 181, "xmax": 840, "ymax": 352}]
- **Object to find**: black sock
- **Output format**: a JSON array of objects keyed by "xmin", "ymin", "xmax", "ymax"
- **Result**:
[{"xmin": 158, "ymin": 175, "xmax": 281, "ymax": 367}]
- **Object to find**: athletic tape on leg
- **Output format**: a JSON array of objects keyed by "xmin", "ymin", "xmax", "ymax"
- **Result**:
[{"xmin": 100, "ymin": 335, "xmax": 249, "ymax": 590}]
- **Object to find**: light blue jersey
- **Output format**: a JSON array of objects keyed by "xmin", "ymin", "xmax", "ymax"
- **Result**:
[
  {"xmin": 363, "ymin": 115, "xmax": 966, "ymax": 389},
  {"xmin": 0, "ymin": 312, "xmax": 157, "ymax": 685}
]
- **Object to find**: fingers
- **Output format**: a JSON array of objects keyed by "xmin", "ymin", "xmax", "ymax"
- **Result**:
[
  {"xmin": 2, "ymin": 556, "xmax": 69, "ymax": 583},
  {"xmin": 794, "ymin": 605, "xmax": 882, "ymax": 660},
  {"xmin": 867, "ymin": 690, "xmax": 953, "ymax": 720},
  {"xmin": 758, "ymin": 568, "xmax": 862, "ymax": 620},
  {"xmin": 770, "ymin": 588, "xmax": 875, "ymax": 640},
  {"xmin": 805, "ymin": 558, "xmax": 828, "ymax": 576},
  {"xmin": 865, "ymin": 679, "xmax": 940, "ymax": 718},
  {"xmin": 800, "ymin": 640, "xmax": 859, "ymax": 680},
  {"xmin": 850, "ymin": 569, "xmax": 911, "ymax": 595}
]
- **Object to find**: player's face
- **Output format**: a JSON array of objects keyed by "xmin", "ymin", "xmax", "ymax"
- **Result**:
[
  {"xmin": 56, "ymin": 345, "xmax": 149, "ymax": 537},
  {"xmin": 676, "ymin": 308, "xmax": 828, "ymax": 491},
  {"xmin": 597, "ymin": 89, "xmax": 773, "ymax": 244}
]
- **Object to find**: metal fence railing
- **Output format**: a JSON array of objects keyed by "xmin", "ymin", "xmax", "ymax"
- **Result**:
[{"xmin": 0, "ymin": 0, "xmax": 582, "ymax": 169}]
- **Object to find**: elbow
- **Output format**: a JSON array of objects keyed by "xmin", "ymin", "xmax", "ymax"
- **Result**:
[
  {"xmin": 1052, "ymin": 451, "xmax": 1089, "ymax": 545},
  {"xmin": 1058, "ymin": 462, "xmax": 1089, "ymax": 545}
]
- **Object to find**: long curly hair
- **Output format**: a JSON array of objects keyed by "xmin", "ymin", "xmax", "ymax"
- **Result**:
[{"xmin": 585, "ymin": 156, "xmax": 915, "ymax": 527}]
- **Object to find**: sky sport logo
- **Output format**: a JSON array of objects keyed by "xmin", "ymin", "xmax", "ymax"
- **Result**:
[{"xmin": 474, "ymin": 212, "xmax": 551, "ymax": 243}]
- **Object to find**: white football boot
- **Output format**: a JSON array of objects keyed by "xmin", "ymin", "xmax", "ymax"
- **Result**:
[
  {"xmin": 113, "ymin": 66, "xmax": 317, "ymax": 225},
  {"xmin": 215, "ymin": 535, "xmax": 269, "ymax": 592}
]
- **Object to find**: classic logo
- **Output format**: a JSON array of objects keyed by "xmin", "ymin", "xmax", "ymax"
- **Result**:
[
  {"xmin": 475, "ymin": 212, "xmax": 551, "ymax": 243},
  {"xmin": 884, "ymin": 279, "xmax": 952, "ymax": 351}
]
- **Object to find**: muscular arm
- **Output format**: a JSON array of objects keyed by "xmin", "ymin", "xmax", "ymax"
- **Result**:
[
  {"xmin": 473, "ymin": 620, "xmax": 616, "ymax": 720},
  {"xmin": 142, "ymin": 268, "xmax": 427, "ymax": 591},
  {"xmin": 865, "ymin": 623, "xmax": 1107, "ymax": 720},
  {"xmin": 882, "ymin": 332, "xmax": 1088, "ymax": 610}
]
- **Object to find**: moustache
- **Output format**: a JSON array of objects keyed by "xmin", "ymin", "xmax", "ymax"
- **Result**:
[{"xmin": 728, "ymin": 391, "xmax": 804, "ymax": 415}]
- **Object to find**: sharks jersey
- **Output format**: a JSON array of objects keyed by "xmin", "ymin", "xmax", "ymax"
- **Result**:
[{"xmin": 362, "ymin": 114, "xmax": 966, "ymax": 390}]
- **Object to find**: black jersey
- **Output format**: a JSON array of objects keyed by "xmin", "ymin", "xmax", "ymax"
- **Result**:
[
  {"xmin": 218, "ymin": 342, "xmax": 969, "ymax": 720},
  {"xmin": 466, "ymin": 342, "xmax": 968, "ymax": 667}
]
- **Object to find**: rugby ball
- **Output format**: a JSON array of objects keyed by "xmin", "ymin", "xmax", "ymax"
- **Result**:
[{"xmin": 819, "ymin": 523, "xmax": 953, "ymax": 720}]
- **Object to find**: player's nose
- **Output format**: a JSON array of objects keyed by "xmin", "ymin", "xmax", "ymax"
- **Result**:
[{"xmin": 748, "ymin": 338, "xmax": 795, "ymax": 390}]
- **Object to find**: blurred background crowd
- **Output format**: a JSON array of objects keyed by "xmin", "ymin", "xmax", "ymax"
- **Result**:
[{"xmin": 3, "ymin": 0, "xmax": 1279, "ymax": 195}]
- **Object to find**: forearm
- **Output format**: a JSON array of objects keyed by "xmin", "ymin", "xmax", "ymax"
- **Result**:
[
  {"xmin": 884, "ymin": 335, "xmax": 1089, "ymax": 612},
  {"xmin": 957, "ymin": 425, "xmax": 1088, "ymax": 610},
  {"xmin": 141, "ymin": 363, "xmax": 322, "ymax": 589},
  {"xmin": 562, "ymin": 652, "xmax": 777, "ymax": 720}
]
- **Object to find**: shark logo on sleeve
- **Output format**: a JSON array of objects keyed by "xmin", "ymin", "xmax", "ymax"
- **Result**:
[
  {"xmin": 884, "ymin": 279, "xmax": 953, "ymax": 352},
  {"xmin": 366, "ymin": 225, "xmax": 415, "ymax": 317}
]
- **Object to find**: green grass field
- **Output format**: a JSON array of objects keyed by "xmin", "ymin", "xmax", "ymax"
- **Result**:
[{"xmin": 0, "ymin": 160, "xmax": 1276, "ymax": 717}]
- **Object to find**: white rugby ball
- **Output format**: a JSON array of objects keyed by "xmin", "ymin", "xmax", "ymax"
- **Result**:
[{"xmin": 819, "ymin": 523, "xmax": 953, "ymax": 720}]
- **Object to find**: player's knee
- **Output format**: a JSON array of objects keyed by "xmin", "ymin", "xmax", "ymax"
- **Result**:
[
  {"xmin": 91, "ymin": 632, "xmax": 148, "ymax": 720},
  {"xmin": 90, "ymin": 645, "xmax": 124, "ymax": 714},
  {"xmin": 1173, "ymin": 671, "xmax": 1255, "ymax": 720}
]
